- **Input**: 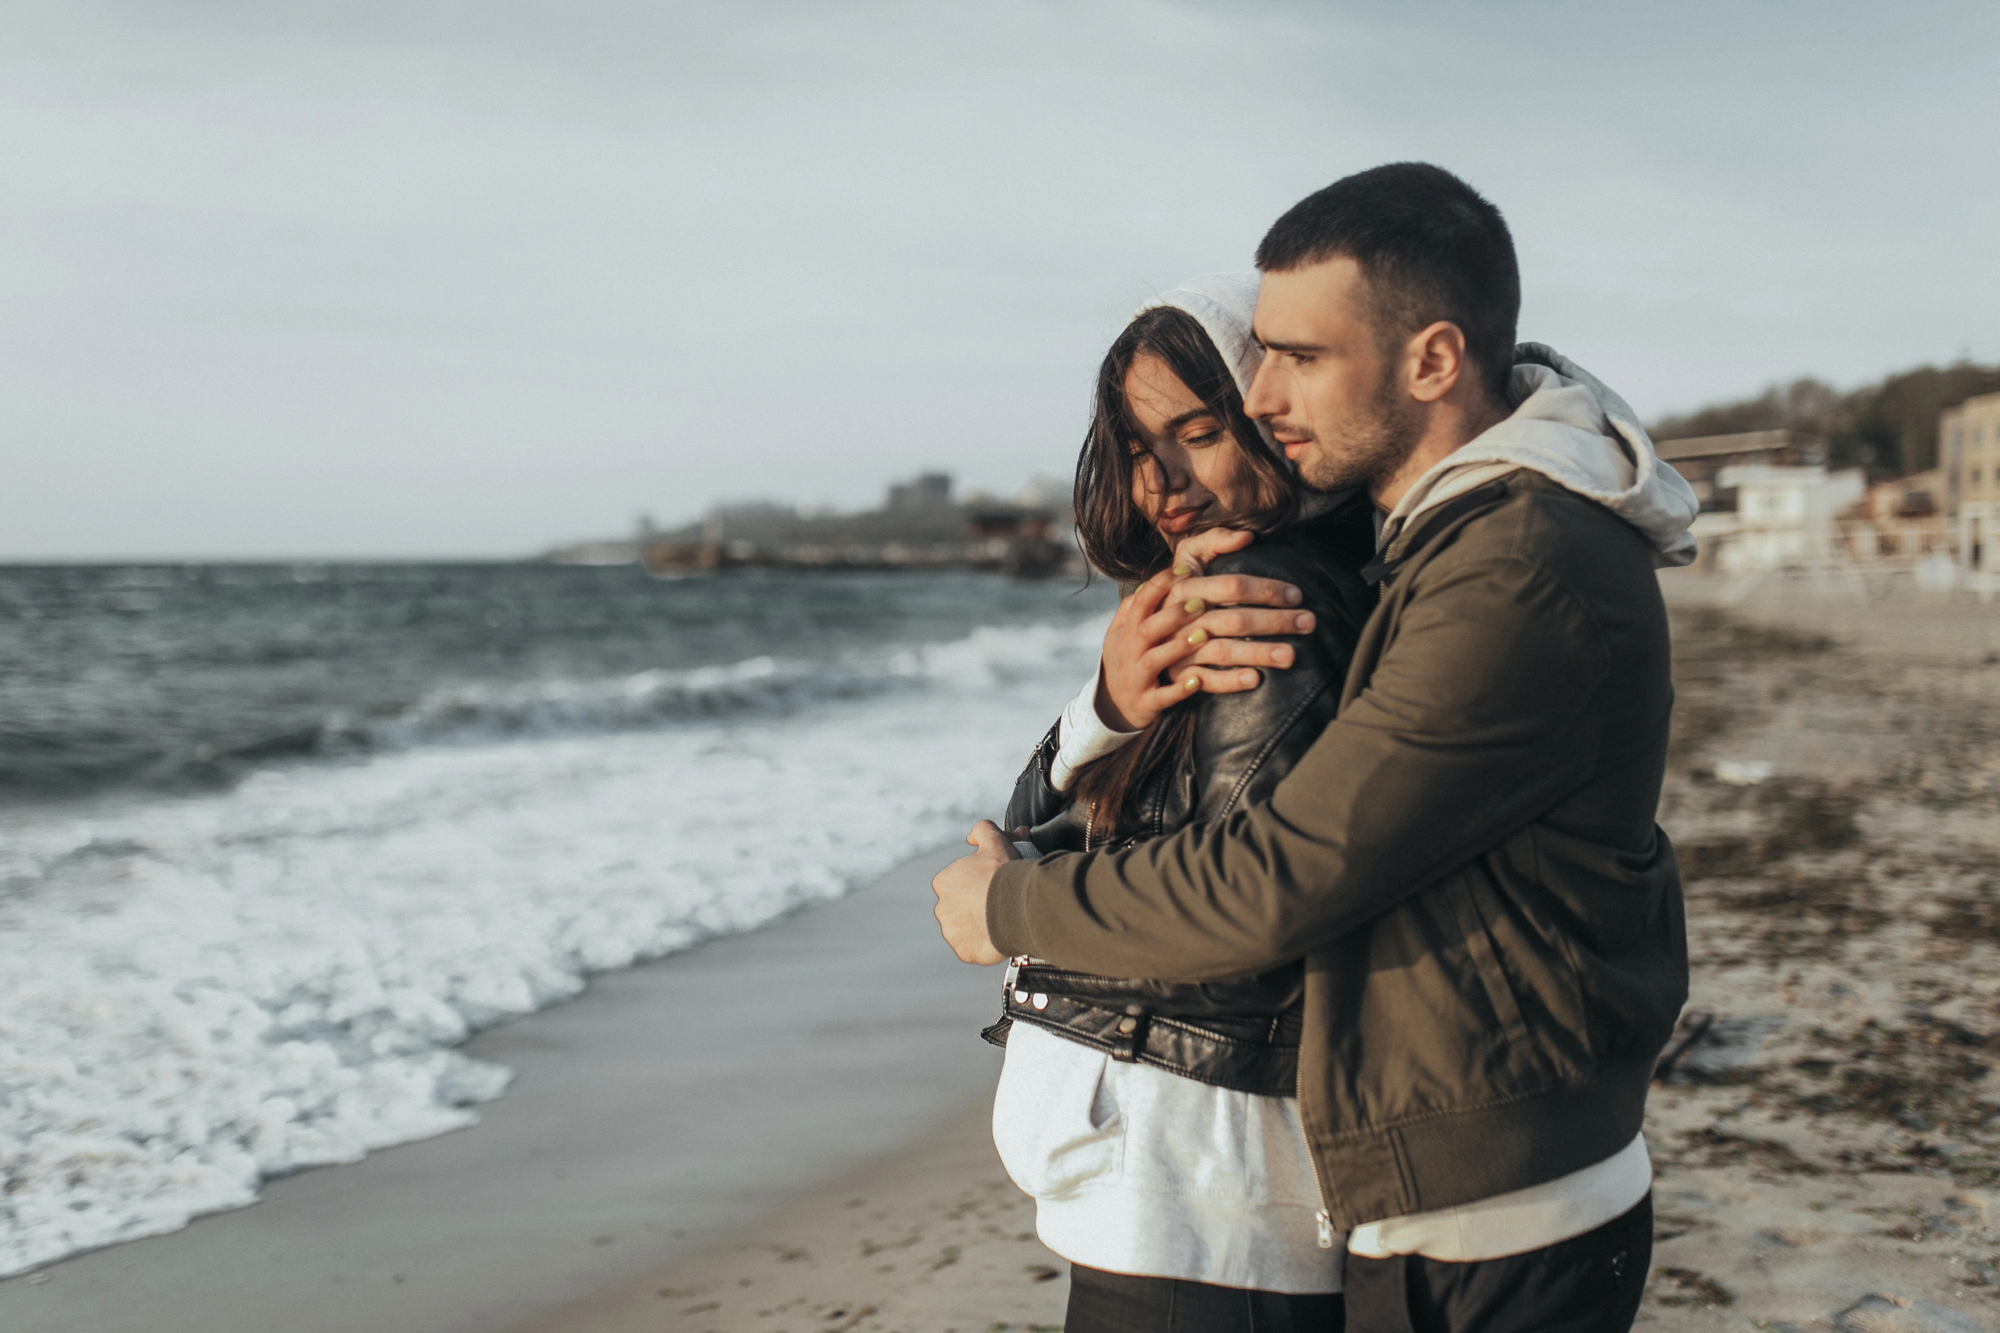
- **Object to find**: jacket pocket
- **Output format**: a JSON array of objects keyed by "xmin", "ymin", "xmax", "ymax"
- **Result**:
[
  {"xmin": 1446, "ymin": 867, "xmax": 1593, "ymax": 1089},
  {"xmin": 990, "ymin": 1023, "xmax": 1125, "ymax": 1199}
]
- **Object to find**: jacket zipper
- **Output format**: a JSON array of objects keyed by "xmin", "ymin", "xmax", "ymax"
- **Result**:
[{"xmin": 1299, "ymin": 1052, "xmax": 1337, "ymax": 1249}]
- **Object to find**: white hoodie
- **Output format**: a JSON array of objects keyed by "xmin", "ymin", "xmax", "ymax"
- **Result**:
[{"xmin": 1381, "ymin": 342, "xmax": 1700, "ymax": 567}]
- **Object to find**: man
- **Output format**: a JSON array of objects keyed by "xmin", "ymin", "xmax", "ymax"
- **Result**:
[{"xmin": 936, "ymin": 162, "xmax": 1697, "ymax": 1332}]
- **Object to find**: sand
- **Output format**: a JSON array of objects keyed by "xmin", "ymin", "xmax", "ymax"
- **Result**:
[
  {"xmin": 0, "ymin": 846, "xmax": 1052, "ymax": 1333},
  {"xmin": 514, "ymin": 1100, "xmax": 1067, "ymax": 1333},
  {"xmin": 1637, "ymin": 570, "xmax": 2000, "ymax": 1329},
  {"xmin": 13, "ymin": 569, "xmax": 2000, "ymax": 1333}
]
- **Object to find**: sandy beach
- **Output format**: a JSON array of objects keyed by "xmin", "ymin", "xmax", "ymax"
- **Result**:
[
  {"xmin": 0, "ymin": 846, "xmax": 1063, "ymax": 1333},
  {"xmin": 536, "ymin": 571, "xmax": 2000, "ymax": 1333},
  {"xmin": 9, "ymin": 571, "xmax": 2000, "ymax": 1333},
  {"xmin": 1628, "ymin": 572, "xmax": 2000, "ymax": 1330}
]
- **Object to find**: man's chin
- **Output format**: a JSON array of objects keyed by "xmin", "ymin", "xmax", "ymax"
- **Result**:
[{"xmin": 1295, "ymin": 453, "xmax": 1363, "ymax": 494}]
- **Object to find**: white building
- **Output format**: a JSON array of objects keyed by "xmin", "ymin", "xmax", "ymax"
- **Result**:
[{"xmin": 1691, "ymin": 464, "xmax": 1866, "ymax": 574}]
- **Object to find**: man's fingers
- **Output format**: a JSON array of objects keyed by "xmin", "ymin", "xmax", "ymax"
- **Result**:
[{"xmin": 931, "ymin": 851, "xmax": 1007, "ymax": 966}]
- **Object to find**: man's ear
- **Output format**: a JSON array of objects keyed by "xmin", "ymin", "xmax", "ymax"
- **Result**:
[{"xmin": 1407, "ymin": 321, "xmax": 1467, "ymax": 404}]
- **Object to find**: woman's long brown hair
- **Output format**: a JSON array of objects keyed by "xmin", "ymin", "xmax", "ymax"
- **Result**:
[{"xmin": 1068, "ymin": 305, "xmax": 1297, "ymax": 843}]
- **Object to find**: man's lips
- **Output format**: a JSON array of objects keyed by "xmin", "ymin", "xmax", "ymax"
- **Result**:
[{"xmin": 1282, "ymin": 440, "xmax": 1310, "ymax": 461}]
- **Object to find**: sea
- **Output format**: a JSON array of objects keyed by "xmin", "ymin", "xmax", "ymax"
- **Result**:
[{"xmin": 0, "ymin": 562, "xmax": 1116, "ymax": 1278}]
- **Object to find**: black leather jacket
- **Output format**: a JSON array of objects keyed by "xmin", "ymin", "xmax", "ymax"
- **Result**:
[{"xmin": 983, "ymin": 494, "xmax": 1378, "ymax": 1095}]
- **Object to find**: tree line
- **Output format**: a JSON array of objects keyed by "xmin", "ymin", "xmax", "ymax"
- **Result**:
[{"xmin": 1649, "ymin": 359, "xmax": 2000, "ymax": 477}]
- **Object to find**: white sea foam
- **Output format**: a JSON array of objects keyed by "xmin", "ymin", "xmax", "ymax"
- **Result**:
[{"xmin": 0, "ymin": 616, "xmax": 1105, "ymax": 1277}]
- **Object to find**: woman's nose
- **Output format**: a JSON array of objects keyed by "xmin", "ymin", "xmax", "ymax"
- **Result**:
[{"xmin": 1141, "ymin": 450, "xmax": 1189, "ymax": 495}]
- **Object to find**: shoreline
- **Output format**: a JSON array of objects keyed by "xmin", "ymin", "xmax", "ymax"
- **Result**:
[
  {"xmin": 513, "ymin": 1098, "xmax": 1068, "ymax": 1333},
  {"xmin": 0, "ymin": 845, "xmax": 1026, "ymax": 1333}
]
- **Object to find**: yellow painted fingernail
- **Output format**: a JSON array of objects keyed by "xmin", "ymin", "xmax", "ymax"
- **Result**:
[
  {"xmin": 1172, "ymin": 564, "xmax": 1192, "ymax": 578},
  {"xmin": 1184, "ymin": 675, "xmax": 1201, "ymax": 690},
  {"xmin": 1183, "ymin": 597, "xmax": 1205, "ymax": 615},
  {"xmin": 1186, "ymin": 628, "xmax": 1208, "ymax": 647}
]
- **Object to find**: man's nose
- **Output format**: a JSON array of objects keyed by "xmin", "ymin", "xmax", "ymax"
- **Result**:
[{"xmin": 1244, "ymin": 359, "xmax": 1280, "ymax": 421}]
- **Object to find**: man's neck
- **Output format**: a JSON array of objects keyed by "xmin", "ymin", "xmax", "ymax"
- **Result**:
[{"xmin": 1371, "ymin": 393, "xmax": 1510, "ymax": 513}]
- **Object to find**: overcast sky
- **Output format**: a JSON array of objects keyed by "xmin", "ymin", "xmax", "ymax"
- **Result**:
[{"xmin": 3, "ymin": 0, "xmax": 1996, "ymax": 559}]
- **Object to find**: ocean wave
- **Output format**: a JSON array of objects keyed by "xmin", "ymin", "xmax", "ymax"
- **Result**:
[
  {"xmin": 0, "ymin": 614, "xmax": 1106, "ymax": 1277},
  {"xmin": 340, "ymin": 619, "xmax": 1102, "ymax": 749}
]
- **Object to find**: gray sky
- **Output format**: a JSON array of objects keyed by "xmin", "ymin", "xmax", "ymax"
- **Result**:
[{"xmin": 3, "ymin": 0, "xmax": 1995, "ymax": 559}]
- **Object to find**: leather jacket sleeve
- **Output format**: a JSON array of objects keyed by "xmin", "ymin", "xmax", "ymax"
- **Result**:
[
  {"xmin": 1183, "ymin": 537, "xmax": 1372, "ymax": 826},
  {"xmin": 1002, "ymin": 721, "xmax": 1070, "ymax": 844}
]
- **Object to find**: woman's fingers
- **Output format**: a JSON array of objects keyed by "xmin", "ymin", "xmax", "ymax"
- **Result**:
[
  {"xmin": 1137, "ymin": 635, "xmax": 1294, "ymax": 684},
  {"xmin": 1126, "ymin": 566, "xmax": 1181, "ymax": 620},
  {"xmin": 1190, "ymin": 605, "xmax": 1317, "ymax": 639},
  {"xmin": 1144, "ymin": 604, "xmax": 1312, "ymax": 668},
  {"xmin": 1183, "ymin": 638, "xmax": 1297, "ymax": 669},
  {"xmin": 1172, "ymin": 572, "xmax": 1303, "ymax": 607},
  {"xmin": 1140, "ymin": 667, "xmax": 1262, "ymax": 711},
  {"xmin": 1171, "ymin": 527, "xmax": 1256, "ymax": 576},
  {"xmin": 1135, "ymin": 575, "xmax": 1304, "ymax": 639}
]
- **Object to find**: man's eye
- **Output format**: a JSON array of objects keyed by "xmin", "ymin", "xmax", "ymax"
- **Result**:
[{"xmin": 1289, "ymin": 352, "xmax": 1315, "ymax": 366}]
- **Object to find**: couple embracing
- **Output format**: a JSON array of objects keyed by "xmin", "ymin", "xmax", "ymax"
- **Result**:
[{"xmin": 933, "ymin": 163, "xmax": 1699, "ymax": 1332}]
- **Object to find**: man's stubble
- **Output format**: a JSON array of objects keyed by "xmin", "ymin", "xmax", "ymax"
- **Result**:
[{"xmin": 1294, "ymin": 360, "xmax": 1425, "ymax": 497}]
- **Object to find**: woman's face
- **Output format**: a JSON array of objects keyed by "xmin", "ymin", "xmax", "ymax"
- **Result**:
[{"xmin": 1123, "ymin": 352, "xmax": 1263, "ymax": 539}]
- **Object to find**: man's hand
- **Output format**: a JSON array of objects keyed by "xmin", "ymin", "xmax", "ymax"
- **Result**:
[
  {"xmin": 1096, "ymin": 552, "xmax": 1314, "ymax": 733},
  {"xmin": 932, "ymin": 820, "xmax": 1016, "ymax": 966}
]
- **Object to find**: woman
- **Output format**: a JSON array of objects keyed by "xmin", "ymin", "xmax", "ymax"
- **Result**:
[{"xmin": 984, "ymin": 274, "xmax": 1377, "ymax": 1330}]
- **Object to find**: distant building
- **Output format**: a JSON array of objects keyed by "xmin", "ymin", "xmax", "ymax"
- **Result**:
[
  {"xmin": 1690, "ymin": 464, "xmax": 1865, "ymax": 574},
  {"xmin": 886, "ymin": 472, "xmax": 952, "ymax": 510},
  {"xmin": 1942, "ymin": 392, "xmax": 2000, "ymax": 573},
  {"xmin": 1654, "ymin": 430, "xmax": 1826, "ymax": 513},
  {"xmin": 1862, "ymin": 468, "xmax": 1945, "ymax": 558}
]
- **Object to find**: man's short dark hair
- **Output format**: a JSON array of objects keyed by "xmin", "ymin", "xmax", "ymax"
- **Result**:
[{"xmin": 1256, "ymin": 163, "xmax": 1519, "ymax": 404}]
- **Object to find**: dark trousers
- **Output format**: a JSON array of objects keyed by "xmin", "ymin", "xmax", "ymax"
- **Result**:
[
  {"xmin": 1342, "ymin": 1194, "xmax": 1652, "ymax": 1333},
  {"xmin": 1065, "ymin": 1265, "xmax": 1345, "ymax": 1333}
]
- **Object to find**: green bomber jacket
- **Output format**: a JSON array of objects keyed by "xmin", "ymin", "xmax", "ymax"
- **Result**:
[{"xmin": 986, "ymin": 469, "xmax": 1688, "ymax": 1231}]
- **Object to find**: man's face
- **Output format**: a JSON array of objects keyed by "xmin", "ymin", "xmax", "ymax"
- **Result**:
[{"xmin": 1245, "ymin": 257, "xmax": 1422, "ymax": 497}]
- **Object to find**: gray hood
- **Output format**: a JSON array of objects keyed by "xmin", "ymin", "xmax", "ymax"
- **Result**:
[
  {"xmin": 1381, "ymin": 343, "xmax": 1700, "ymax": 568},
  {"xmin": 1135, "ymin": 272, "xmax": 1265, "ymax": 397}
]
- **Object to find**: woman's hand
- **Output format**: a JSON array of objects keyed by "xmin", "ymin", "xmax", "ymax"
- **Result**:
[{"xmin": 1096, "ymin": 560, "xmax": 1314, "ymax": 733}]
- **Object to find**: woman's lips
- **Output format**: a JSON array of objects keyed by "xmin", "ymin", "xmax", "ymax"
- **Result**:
[{"xmin": 1158, "ymin": 504, "xmax": 1207, "ymax": 534}]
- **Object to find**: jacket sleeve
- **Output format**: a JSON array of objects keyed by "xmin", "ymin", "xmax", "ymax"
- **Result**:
[
  {"xmin": 1189, "ymin": 546, "xmax": 1362, "ymax": 824},
  {"xmin": 986, "ymin": 554, "xmax": 1612, "ymax": 981},
  {"xmin": 1002, "ymin": 720, "xmax": 1066, "ymax": 836}
]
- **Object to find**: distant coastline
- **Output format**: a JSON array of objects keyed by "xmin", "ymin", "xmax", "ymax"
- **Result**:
[{"xmin": 544, "ymin": 471, "xmax": 1081, "ymax": 578}]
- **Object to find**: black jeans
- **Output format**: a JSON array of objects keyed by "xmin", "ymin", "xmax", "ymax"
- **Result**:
[
  {"xmin": 1342, "ymin": 1194, "xmax": 1652, "ymax": 1333},
  {"xmin": 1066, "ymin": 1265, "xmax": 1345, "ymax": 1333}
]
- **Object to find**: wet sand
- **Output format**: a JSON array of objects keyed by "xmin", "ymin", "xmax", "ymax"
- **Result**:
[
  {"xmin": 0, "ymin": 846, "xmax": 1044, "ymax": 1333},
  {"xmin": 15, "ymin": 570, "xmax": 2000, "ymax": 1333},
  {"xmin": 515, "ymin": 1099, "xmax": 1067, "ymax": 1333}
]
